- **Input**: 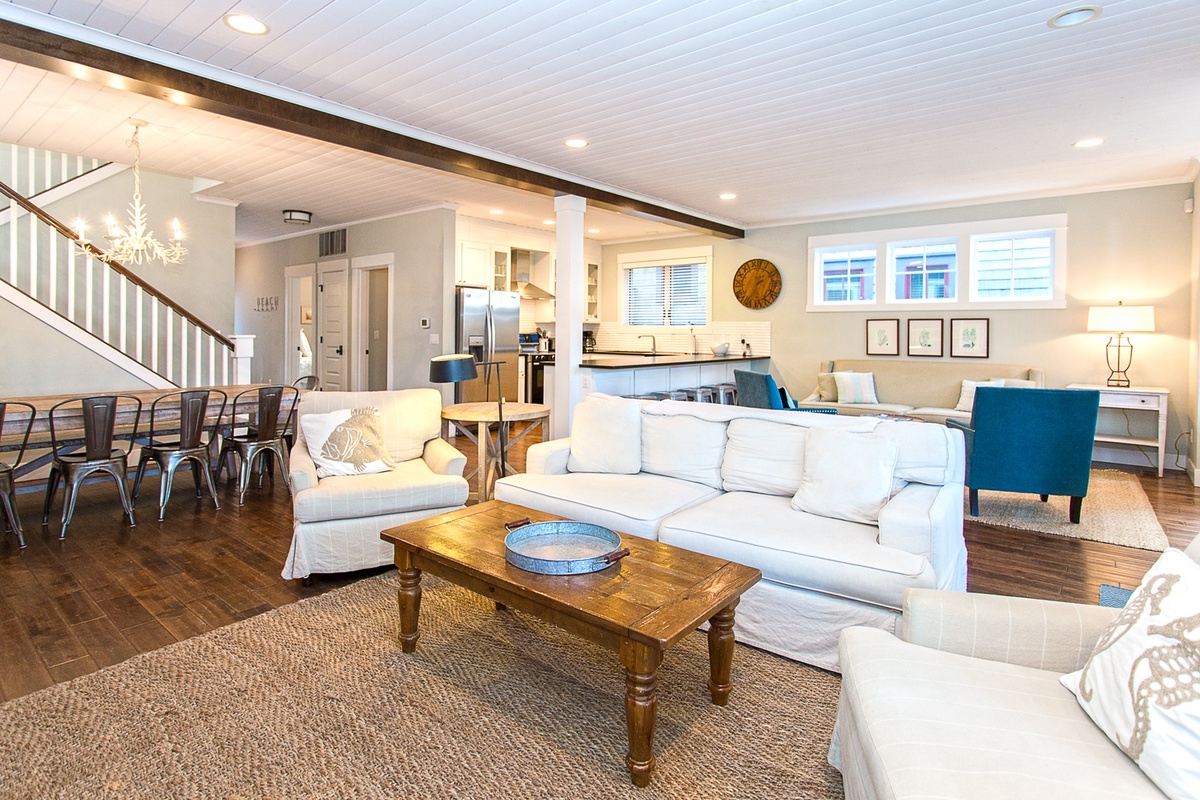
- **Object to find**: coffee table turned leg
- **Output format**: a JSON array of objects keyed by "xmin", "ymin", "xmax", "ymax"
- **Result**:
[
  {"xmin": 396, "ymin": 554, "xmax": 423, "ymax": 653},
  {"xmin": 620, "ymin": 640, "xmax": 664, "ymax": 787},
  {"xmin": 707, "ymin": 600, "xmax": 739, "ymax": 706}
]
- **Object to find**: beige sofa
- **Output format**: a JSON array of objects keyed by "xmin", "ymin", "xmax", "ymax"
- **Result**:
[
  {"xmin": 801, "ymin": 359, "xmax": 1045, "ymax": 424},
  {"xmin": 495, "ymin": 395, "xmax": 966, "ymax": 671},
  {"xmin": 828, "ymin": 536, "xmax": 1200, "ymax": 799},
  {"xmin": 283, "ymin": 389, "xmax": 469, "ymax": 580}
]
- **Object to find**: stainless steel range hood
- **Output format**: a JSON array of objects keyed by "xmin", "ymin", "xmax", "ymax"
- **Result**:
[{"xmin": 516, "ymin": 282, "xmax": 555, "ymax": 299}]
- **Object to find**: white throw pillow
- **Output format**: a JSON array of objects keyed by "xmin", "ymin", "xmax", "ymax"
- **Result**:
[
  {"xmin": 955, "ymin": 379, "xmax": 1006, "ymax": 412},
  {"xmin": 833, "ymin": 372, "xmax": 878, "ymax": 404},
  {"xmin": 301, "ymin": 406, "xmax": 396, "ymax": 478},
  {"xmin": 791, "ymin": 427, "xmax": 898, "ymax": 523},
  {"xmin": 567, "ymin": 394, "xmax": 642, "ymax": 474},
  {"xmin": 1060, "ymin": 548, "xmax": 1200, "ymax": 800},
  {"xmin": 995, "ymin": 377, "xmax": 1037, "ymax": 388},
  {"xmin": 641, "ymin": 414, "xmax": 727, "ymax": 489},
  {"xmin": 722, "ymin": 419, "xmax": 808, "ymax": 496}
]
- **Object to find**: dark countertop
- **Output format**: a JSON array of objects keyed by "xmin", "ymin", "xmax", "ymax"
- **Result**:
[{"xmin": 578, "ymin": 351, "xmax": 769, "ymax": 369}]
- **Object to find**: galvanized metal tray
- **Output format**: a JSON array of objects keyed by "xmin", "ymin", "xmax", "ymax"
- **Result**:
[{"xmin": 503, "ymin": 517, "xmax": 630, "ymax": 575}]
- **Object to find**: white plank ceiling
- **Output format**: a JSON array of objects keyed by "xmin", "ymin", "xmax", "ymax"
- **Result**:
[{"xmin": 1, "ymin": 0, "xmax": 1198, "ymax": 245}]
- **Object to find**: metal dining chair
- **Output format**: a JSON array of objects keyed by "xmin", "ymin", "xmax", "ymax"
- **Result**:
[
  {"xmin": 0, "ymin": 401, "xmax": 36, "ymax": 548},
  {"xmin": 215, "ymin": 385, "xmax": 299, "ymax": 505},
  {"xmin": 293, "ymin": 375, "xmax": 320, "ymax": 391},
  {"xmin": 42, "ymin": 394, "xmax": 140, "ymax": 540},
  {"xmin": 132, "ymin": 389, "xmax": 227, "ymax": 521}
]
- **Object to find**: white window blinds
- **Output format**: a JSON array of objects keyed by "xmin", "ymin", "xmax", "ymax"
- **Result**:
[{"xmin": 623, "ymin": 262, "xmax": 707, "ymax": 325}]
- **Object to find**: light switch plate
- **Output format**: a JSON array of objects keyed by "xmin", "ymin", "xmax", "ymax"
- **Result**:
[{"xmin": 429, "ymin": 333, "xmax": 439, "ymax": 345}]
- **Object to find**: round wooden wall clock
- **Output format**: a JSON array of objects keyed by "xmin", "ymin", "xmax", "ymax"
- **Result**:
[{"xmin": 732, "ymin": 259, "xmax": 782, "ymax": 309}]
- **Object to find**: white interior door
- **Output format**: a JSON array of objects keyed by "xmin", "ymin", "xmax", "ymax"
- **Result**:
[
  {"xmin": 318, "ymin": 259, "xmax": 349, "ymax": 391},
  {"xmin": 284, "ymin": 263, "xmax": 316, "ymax": 385}
]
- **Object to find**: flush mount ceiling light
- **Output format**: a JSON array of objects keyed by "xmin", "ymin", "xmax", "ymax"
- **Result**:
[
  {"xmin": 719, "ymin": 192, "xmax": 737, "ymax": 200},
  {"xmin": 224, "ymin": 13, "xmax": 270, "ymax": 35},
  {"xmin": 1073, "ymin": 137, "xmax": 1105, "ymax": 148},
  {"xmin": 283, "ymin": 209, "xmax": 312, "ymax": 225},
  {"xmin": 563, "ymin": 139, "xmax": 589, "ymax": 149},
  {"xmin": 1048, "ymin": 6, "xmax": 1102, "ymax": 28}
]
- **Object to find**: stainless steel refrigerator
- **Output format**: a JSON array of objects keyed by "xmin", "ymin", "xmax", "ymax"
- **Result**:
[{"xmin": 455, "ymin": 287, "xmax": 521, "ymax": 404}]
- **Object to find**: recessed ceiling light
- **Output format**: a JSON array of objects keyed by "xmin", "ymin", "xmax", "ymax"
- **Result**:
[
  {"xmin": 563, "ymin": 139, "xmax": 589, "ymax": 149},
  {"xmin": 1048, "ymin": 6, "xmax": 1102, "ymax": 29},
  {"xmin": 587, "ymin": 228, "xmax": 600, "ymax": 234},
  {"xmin": 1073, "ymin": 137, "xmax": 1105, "ymax": 148},
  {"xmin": 719, "ymin": 192, "xmax": 737, "ymax": 200},
  {"xmin": 489, "ymin": 209, "xmax": 504, "ymax": 215},
  {"xmin": 542, "ymin": 219, "xmax": 555, "ymax": 225},
  {"xmin": 224, "ymin": 13, "xmax": 270, "ymax": 35}
]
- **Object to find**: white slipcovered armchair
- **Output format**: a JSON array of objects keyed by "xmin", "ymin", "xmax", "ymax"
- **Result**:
[{"xmin": 283, "ymin": 389, "xmax": 468, "ymax": 580}]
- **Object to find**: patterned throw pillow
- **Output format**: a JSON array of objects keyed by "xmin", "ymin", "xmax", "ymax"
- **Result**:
[
  {"xmin": 301, "ymin": 406, "xmax": 396, "ymax": 478},
  {"xmin": 833, "ymin": 372, "xmax": 878, "ymax": 404},
  {"xmin": 1060, "ymin": 548, "xmax": 1200, "ymax": 799}
]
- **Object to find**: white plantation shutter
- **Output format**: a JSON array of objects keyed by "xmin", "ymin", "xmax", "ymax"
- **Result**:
[{"xmin": 624, "ymin": 261, "xmax": 707, "ymax": 325}]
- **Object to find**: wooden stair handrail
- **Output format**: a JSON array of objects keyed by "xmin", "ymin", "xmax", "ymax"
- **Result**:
[{"xmin": 0, "ymin": 177, "xmax": 234, "ymax": 351}]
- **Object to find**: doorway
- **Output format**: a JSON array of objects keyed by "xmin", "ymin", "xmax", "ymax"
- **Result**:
[
  {"xmin": 352, "ymin": 253, "xmax": 395, "ymax": 391},
  {"xmin": 284, "ymin": 263, "xmax": 316, "ymax": 385}
]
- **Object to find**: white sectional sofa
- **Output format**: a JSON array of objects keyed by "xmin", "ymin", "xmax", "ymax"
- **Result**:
[
  {"xmin": 284, "ymin": 389, "xmax": 469, "ymax": 580},
  {"xmin": 494, "ymin": 394, "xmax": 967, "ymax": 671},
  {"xmin": 802, "ymin": 359, "xmax": 1044, "ymax": 424}
]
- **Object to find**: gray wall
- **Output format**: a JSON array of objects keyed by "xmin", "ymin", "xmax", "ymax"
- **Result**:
[
  {"xmin": 603, "ymin": 184, "xmax": 1196, "ymax": 471},
  {"xmin": 234, "ymin": 207, "xmax": 456, "ymax": 389}
]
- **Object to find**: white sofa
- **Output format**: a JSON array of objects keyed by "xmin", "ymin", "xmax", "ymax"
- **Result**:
[
  {"xmin": 802, "ymin": 359, "xmax": 1045, "ymax": 424},
  {"xmin": 284, "ymin": 389, "xmax": 469, "ymax": 580},
  {"xmin": 829, "ymin": 538, "xmax": 1200, "ymax": 799},
  {"xmin": 494, "ymin": 395, "xmax": 966, "ymax": 671}
]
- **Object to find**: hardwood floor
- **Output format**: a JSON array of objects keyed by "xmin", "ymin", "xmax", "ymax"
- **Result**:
[{"xmin": 0, "ymin": 422, "xmax": 1196, "ymax": 702}]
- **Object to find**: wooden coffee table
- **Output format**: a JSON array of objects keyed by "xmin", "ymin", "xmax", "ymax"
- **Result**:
[{"xmin": 380, "ymin": 500, "xmax": 762, "ymax": 787}]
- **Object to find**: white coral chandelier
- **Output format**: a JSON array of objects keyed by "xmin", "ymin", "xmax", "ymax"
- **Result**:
[{"xmin": 101, "ymin": 121, "xmax": 186, "ymax": 266}]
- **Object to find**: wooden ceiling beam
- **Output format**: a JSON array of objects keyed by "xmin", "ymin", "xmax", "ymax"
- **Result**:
[{"xmin": 0, "ymin": 19, "xmax": 744, "ymax": 240}]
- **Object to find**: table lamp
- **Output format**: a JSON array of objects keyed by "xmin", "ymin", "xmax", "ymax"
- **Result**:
[
  {"xmin": 429, "ymin": 354, "xmax": 507, "ymax": 492},
  {"xmin": 1086, "ymin": 302, "xmax": 1154, "ymax": 387}
]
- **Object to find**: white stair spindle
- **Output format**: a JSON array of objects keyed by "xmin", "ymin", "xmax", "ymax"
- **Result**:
[
  {"xmin": 166, "ymin": 307, "xmax": 173, "ymax": 383},
  {"xmin": 151, "ymin": 301, "xmax": 159, "ymax": 373},
  {"xmin": 136, "ymin": 286, "xmax": 143, "ymax": 362}
]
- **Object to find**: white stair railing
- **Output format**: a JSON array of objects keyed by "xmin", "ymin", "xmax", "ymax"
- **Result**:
[
  {"xmin": 1, "ymin": 143, "xmax": 104, "ymax": 198},
  {"xmin": 0, "ymin": 177, "xmax": 234, "ymax": 388}
]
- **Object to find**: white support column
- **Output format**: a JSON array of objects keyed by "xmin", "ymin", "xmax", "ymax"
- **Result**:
[{"xmin": 553, "ymin": 195, "xmax": 587, "ymax": 439}]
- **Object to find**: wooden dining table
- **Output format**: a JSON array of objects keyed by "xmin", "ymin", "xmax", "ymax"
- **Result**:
[{"xmin": 1, "ymin": 384, "xmax": 288, "ymax": 481}]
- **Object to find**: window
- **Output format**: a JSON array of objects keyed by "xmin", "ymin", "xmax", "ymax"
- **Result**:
[
  {"xmin": 807, "ymin": 214, "xmax": 1066, "ymax": 311},
  {"xmin": 618, "ymin": 246, "xmax": 712, "ymax": 327},
  {"xmin": 889, "ymin": 240, "xmax": 957, "ymax": 301},
  {"xmin": 971, "ymin": 232, "xmax": 1054, "ymax": 300},
  {"xmin": 814, "ymin": 247, "xmax": 876, "ymax": 303}
]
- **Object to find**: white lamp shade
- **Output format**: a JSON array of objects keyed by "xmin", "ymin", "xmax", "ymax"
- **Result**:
[{"xmin": 1087, "ymin": 304, "xmax": 1155, "ymax": 333}]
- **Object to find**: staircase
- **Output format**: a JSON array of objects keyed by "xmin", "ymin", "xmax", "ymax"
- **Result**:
[{"xmin": 1, "ymin": 146, "xmax": 235, "ymax": 389}]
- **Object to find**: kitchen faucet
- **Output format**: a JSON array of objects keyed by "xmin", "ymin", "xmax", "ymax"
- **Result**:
[{"xmin": 638, "ymin": 334, "xmax": 656, "ymax": 354}]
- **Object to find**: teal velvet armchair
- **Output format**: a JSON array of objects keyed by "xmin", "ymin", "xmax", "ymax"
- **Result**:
[{"xmin": 946, "ymin": 386, "xmax": 1100, "ymax": 524}]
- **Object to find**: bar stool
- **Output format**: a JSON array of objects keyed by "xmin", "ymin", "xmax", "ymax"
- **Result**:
[
  {"xmin": 0, "ymin": 401, "xmax": 36, "ymax": 548},
  {"xmin": 132, "ymin": 389, "xmax": 227, "ymax": 520},
  {"xmin": 712, "ymin": 384, "xmax": 737, "ymax": 404},
  {"xmin": 680, "ymin": 387, "xmax": 715, "ymax": 403},
  {"xmin": 43, "ymin": 394, "xmax": 140, "ymax": 540},
  {"xmin": 650, "ymin": 390, "xmax": 688, "ymax": 401}
]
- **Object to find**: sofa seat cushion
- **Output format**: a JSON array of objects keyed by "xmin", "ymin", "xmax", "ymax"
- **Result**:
[
  {"xmin": 493, "ymin": 472, "xmax": 721, "ymax": 540},
  {"xmin": 907, "ymin": 407, "xmax": 971, "ymax": 425},
  {"xmin": 836, "ymin": 626, "xmax": 1162, "ymax": 799},
  {"xmin": 659, "ymin": 493, "xmax": 936, "ymax": 610},
  {"xmin": 293, "ymin": 458, "xmax": 469, "ymax": 523}
]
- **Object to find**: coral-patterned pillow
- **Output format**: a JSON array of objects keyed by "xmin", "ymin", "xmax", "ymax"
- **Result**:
[{"xmin": 301, "ymin": 407, "xmax": 396, "ymax": 478}]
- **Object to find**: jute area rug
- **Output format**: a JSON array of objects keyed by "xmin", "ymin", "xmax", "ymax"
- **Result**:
[
  {"xmin": 0, "ymin": 572, "xmax": 844, "ymax": 800},
  {"xmin": 968, "ymin": 469, "xmax": 1167, "ymax": 551}
]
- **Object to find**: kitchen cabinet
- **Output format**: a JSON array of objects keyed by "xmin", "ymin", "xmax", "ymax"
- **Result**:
[
  {"xmin": 586, "ymin": 262, "xmax": 600, "ymax": 322},
  {"xmin": 456, "ymin": 241, "xmax": 509, "ymax": 288}
]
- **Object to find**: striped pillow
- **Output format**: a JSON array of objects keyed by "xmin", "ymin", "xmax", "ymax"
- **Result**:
[{"xmin": 833, "ymin": 372, "xmax": 878, "ymax": 404}]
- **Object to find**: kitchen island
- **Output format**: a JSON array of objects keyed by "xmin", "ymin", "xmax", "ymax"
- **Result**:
[{"xmin": 578, "ymin": 351, "xmax": 769, "ymax": 397}]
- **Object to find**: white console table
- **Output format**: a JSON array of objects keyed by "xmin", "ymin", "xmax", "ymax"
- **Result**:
[{"xmin": 1067, "ymin": 384, "xmax": 1169, "ymax": 477}]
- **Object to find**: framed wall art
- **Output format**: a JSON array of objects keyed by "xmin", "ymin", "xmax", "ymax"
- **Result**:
[
  {"xmin": 907, "ymin": 318, "xmax": 943, "ymax": 357},
  {"xmin": 865, "ymin": 318, "xmax": 899, "ymax": 356},
  {"xmin": 951, "ymin": 318, "xmax": 989, "ymax": 358},
  {"xmin": 300, "ymin": 305, "xmax": 314, "ymax": 324}
]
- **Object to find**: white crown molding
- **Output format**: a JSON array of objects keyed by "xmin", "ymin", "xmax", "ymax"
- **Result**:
[{"xmin": 1185, "ymin": 157, "xmax": 1200, "ymax": 182}]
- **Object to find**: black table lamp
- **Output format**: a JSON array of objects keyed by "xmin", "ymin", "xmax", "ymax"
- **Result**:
[{"xmin": 430, "ymin": 354, "xmax": 507, "ymax": 492}]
